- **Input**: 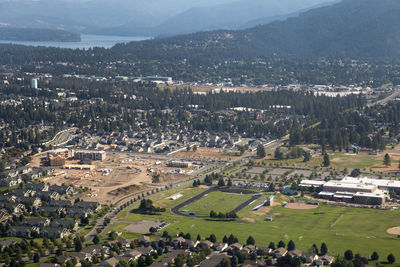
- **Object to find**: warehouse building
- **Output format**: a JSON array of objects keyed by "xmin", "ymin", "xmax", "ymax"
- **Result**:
[
  {"xmin": 300, "ymin": 177, "xmax": 391, "ymax": 205},
  {"xmin": 74, "ymin": 151, "xmax": 106, "ymax": 161}
]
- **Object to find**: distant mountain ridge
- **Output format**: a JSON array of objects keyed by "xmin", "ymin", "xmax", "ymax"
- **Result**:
[
  {"xmin": 111, "ymin": 0, "xmax": 400, "ymax": 59},
  {"xmin": 0, "ymin": 0, "xmax": 335, "ymax": 37}
]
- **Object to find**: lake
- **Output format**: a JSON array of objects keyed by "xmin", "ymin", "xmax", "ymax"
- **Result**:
[{"xmin": 0, "ymin": 34, "xmax": 151, "ymax": 49}]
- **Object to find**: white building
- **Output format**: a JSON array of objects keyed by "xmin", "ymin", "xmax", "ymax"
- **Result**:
[{"xmin": 31, "ymin": 78, "xmax": 38, "ymax": 89}]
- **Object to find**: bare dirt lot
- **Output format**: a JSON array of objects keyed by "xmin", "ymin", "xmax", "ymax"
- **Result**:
[
  {"xmin": 125, "ymin": 221, "xmax": 165, "ymax": 233},
  {"xmin": 285, "ymin": 203, "xmax": 319, "ymax": 210},
  {"xmin": 173, "ymin": 147, "xmax": 247, "ymax": 161},
  {"xmin": 387, "ymin": 226, "xmax": 400, "ymax": 235},
  {"xmin": 31, "ymin": 153, "xmax": 192, "ymax": 204}
]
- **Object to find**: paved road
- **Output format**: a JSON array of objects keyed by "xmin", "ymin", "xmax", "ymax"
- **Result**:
[
  {"xmin": 368, "ymin": 88, "xmax": 400, "ymax": 107},
  {"xmin": 43, "ymin": 128, "xmax": 77, "ymax": 147}
]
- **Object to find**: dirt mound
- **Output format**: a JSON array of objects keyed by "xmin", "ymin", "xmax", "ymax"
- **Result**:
[
  {"xmin": 387, "ymin": 226, "xmax": 400, "ymax": 235},
  {"xmin": 252, "ymin": 207, "xmax": 271, "ymax": 216},
  {"xmin": 285, "ymin": 203, "xmax": 318, "ymax": 210},
  {"xmin": 242, "ymin": 217, "xmax": 256, "ymax": 223}
]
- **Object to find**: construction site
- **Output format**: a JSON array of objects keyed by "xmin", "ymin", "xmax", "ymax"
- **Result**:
[{"xmin": 30, "ymin": 149, "xmax": 199, "ymax": 205}]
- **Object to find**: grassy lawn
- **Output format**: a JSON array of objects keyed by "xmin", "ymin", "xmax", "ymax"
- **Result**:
[
  {"xmin": 330, "ymin": 152, "xmax": 382, "ymax": 169},
  {"xmin": 181, "ymin": 191, "xmax": 254, "ymax": 216},
  {"xmin": 111, "ymin": 187, "xmax": 400, "ymax": 261}
]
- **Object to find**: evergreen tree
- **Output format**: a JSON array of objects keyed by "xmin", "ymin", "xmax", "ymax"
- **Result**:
[
  {"xmin": 274, "ymin": 148, "xmax": 284, "ymax": 160},
  {"xmin": 320, "ymin": 243, "xmax": 328, "ymax": 255},
  {"xmin": 384, "ymin": 153, "xmax": 391, "ymax": 166},
  {"xmin": 209, "ymin": 234, "xmax": 217, "ymax": 243},
  {"xmin": 268, "ymin": 242, "xmax": 276, "ymax": 250},
  {"xmin": 278, "ymin": 240, "xmax": 285, "ymax": 248},
  {"xmin": 371, "ymin": 251, "xmax": 379, "ymax": 261},
  {"xmin": 257, "ymin": 144, "xmax": 266, "ymax": 158},
  {"xmin": 93, "ymin": 235, "xmax": 100, "ymax": 245},
  {"xmin": 387, "ymin": 254, "xmax": 395, "ymax": 264},
  {"xmin": 344, "ymin": 250, "xmax": 354, "ymax": 261},
  {"xmin": 246, "ymin": 236, "xmax": 255, "ymax": 245},
  {"xmin": 218, "ymin": 178, "xmax": 225, "ymax": 187},
  {"xmin": 323, "ymin": 153, "xmax": 330, "ymax": 167},
  {"xmin": 74, "ymin": 238, "xmax": 82, "ymax": 252},
  {"xmin": 287, "ymin": 240, "xmax": 295, "ymax": 251}
]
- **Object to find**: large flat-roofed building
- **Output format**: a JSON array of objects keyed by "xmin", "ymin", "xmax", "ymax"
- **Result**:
[
  {"xmin": 300, "ymin": 176, "xmax": 393, "ymax": 205},
  {"xmin": 74, "ymin": 150, "xmax": 106, "ymax": 161},
  {"xmin": 353, "ymin": 192, "xmax": 386, "ymax": 205},
  {"xmin": 47, "ymin": 148, "xmax": 73, "ymax": 159},
  {"xmin": 49, "ymin": 155, "xmax": 66, "ymax": 167},
  {"xmin": 323, "ymin": 180, "xmax": 376, "ymax": 193},
  {"xmin": 167, "ymin": 161, "xmax": 192, "ymax": 168}
]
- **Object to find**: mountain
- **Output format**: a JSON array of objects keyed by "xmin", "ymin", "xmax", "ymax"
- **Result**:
[
  {"xmin": 0, "ymin": 27, "xmax": 81, "ymax": 42},
  {"xmin": 0, "ymin": 0, "xmax": 236, "ymax": 34},
  {"xmin": 112, "ymin": 0, "xmax": 400, "ymax": 59},
  {"xmin": 107, "ymin": 0, "xmax": 335, "ymax": 37}
]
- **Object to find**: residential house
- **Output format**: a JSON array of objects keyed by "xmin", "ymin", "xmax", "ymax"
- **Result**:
[
  {"xmin": 41, "ymin": 228, "xmax": 70, "ymax": 239},
  {"xmin": 22, "ymin": 218, "xmax": 50, "ymax": 228},
  {"xmin": 228, "ymin": 243, "xmax": 243, "ymax": 252},
  {"xmin": 316, "ymin": 255, "xmax": 334, "ymax": 266},
  {"xmin": 214, "ymin": 243, "xmax": 228, "ymax": 252},
  {"xmin": 50, "ymin": 200, "xmax": 73, "ymax": 208},
  {"xmin": 288, "ymin": 249, "xmax": 303, "ymax": 259},
  {"xmin": 37, "ymin": 207, "xmax": 65, "ymax": 217},
  {"xmin": 134, "ymin": 246, "xmax": 154, "ymax": 256},
  {"xmin": 302, "ymin": 253, "xmax": 319, "ymax": 264},
  {"xmin": 137, "ymin": 235, "xmax": 151, "ymax": 246},
  {"xmin": 51, "ymin": 219, "xmax": 78, "ymax": 230},
  {"xmin": 274, "ymin": 248, "xmax": 288, "ymax": 259},
  {"xmin": 7, "ymin": 226, "xmax": 40, "ymax": 238},
  {"xmin": 100, "ymin": 257, "xmax": 119, "ymax": 267}
]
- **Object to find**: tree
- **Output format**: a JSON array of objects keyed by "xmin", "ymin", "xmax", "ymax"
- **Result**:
[
  {"xmin": 323, "ymin": 153, "xmax": 330, "ymax": 167},
  {"xmin": 186, "ymin": 145, "xmax": 191, "ymax": 151},
  {"xmin": 218, "ymin": 178, "xmax": 225, "ymax": 187},
  {"xmin": 344, "ymin": 250, "xmax": 354, "ymax": 261},
  {"xmin": 277, "ymin": 240, "xmax": 285, "ymax": 248},
  {"xmin": 257, "ymin": 144, "xmax": 266, "ymax": 158},
  {"xmin": 331, "ymin": 257, "xmax": 354, "ymax": 267},
  {"xmin": 268, "ymin": 242, "xmax": 276, "ymax": 250},
  {"xmin": 371, "ymin": 251, "xmax": 379, "ymax": 261},
  {"xmin": 387, "ymin": 254, "xmax": 395, "ymax": 264},
  {"xmin": 93, "ymin": 235, "xmax": 100, "ymax": 245},
  {"xmin": 246, "ymin": 236, "xmax": 255, "ymax": 245},
  {"xmin": 227, "ymin": 179, "xmax": 232, "ymax": 187},
  {"xmin": 74, "ymin": 238, "xmax": 82, "ymax": 252},
  {"xmin": 311, "ymin": 244, "xmax": 319, "ymax": 255},
  {"xmin": 384, "ymin": 153, "xmax": 391, "ymax": 166},
  {"xmin": 303, "ymin": 152, "xmax": 311, "ymax": 162},
  {"xmin": 33, "ymin": 253, "xmax": 40, "ymax": 263},
  {"xmin": 287, "ymin": 240, "xmax": 295, "ymax": 251},
  {"xmin": 193, "ymin": 145, "xmax": 198, "ymax": 152},
  {"xmin": 274, "ymin": 148, "xmax": 283, "ymax": 160},
  {"xmin": 320, "ymin": 243, "xmax": 328, "ymax": 256},
  {"xmin": 209, "ymin": 234, "xmax": 217, "ymax": 243},
  {"xmin": 350, "ymin": 168, "xmax": 361, "ymax": 177},
  {"xmin": 217, "ymin": 258, "xmax": 231, "ymax": 267}
]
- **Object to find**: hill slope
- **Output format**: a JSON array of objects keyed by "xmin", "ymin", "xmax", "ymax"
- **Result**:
[
  {"xmin": 0, "ymin": 27, "xmax": 80, "ymax": 42},
  {"xmin": 112, "ymin": 0, "xmax": 400, "ymax": 59}
]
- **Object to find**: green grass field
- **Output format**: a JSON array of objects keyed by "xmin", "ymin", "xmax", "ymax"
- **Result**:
[
  {"xmin": 112, "ymin": 186, "xmax": 400, "ymax": 261},
  {"xmin": 181, "ymin": 191, "xmax": 254, "ymax": 216}
]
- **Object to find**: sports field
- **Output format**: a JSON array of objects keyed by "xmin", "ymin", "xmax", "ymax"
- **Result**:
[
  {"xmin": 182, "ymin": 190, "xmax": 254, "ymax": 216},
  {"xmin": 112, "ymin": 186, "xmax": 400, "ymax": 261}
]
